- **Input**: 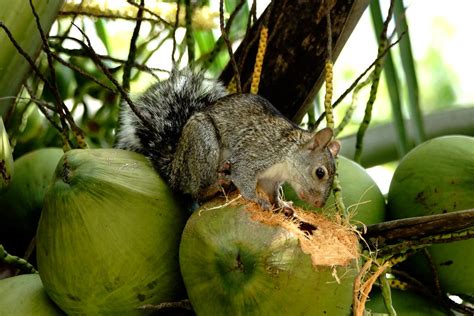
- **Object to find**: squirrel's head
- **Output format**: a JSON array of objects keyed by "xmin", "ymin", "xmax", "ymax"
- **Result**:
[{"xmin": 287, "ymin": 127, "xmax": 340, "ymax": 208}]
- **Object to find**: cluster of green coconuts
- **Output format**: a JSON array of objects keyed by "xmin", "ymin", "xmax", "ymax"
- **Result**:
[{"xmin": 0, "ymin": 135, "xmax": 472, "ymax": 314}]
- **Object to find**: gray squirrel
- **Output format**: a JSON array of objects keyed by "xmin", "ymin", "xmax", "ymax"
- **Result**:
[{"xmin": 115, "ymin": 68, "xmax": 340, "ymax": 211}]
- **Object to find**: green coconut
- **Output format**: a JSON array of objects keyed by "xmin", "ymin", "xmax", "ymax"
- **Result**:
[
  {"xmin": 284, "ymin": 155, "xmax": 385, "ymax": 225},
  {"xmin": 387, "ymin": 135, "xmax": 474, "ymax": 296},
  {"xmin": 179, "ymin": 196, "xmax": 360, "ymax": 315},
  {"xmin": 365, "ymin": 287, "xmax": 448, "ymax": 315},
  {"xmin": 36, "ymin": 148, "xmax": 188, "ymax": 314},
  {"xmin": 0, "ymin": 147, "xmax": 63, "ymax": 255},
  {"xmin": 0, "ymin": 274, "xmax": 64, "ymax": 315}
]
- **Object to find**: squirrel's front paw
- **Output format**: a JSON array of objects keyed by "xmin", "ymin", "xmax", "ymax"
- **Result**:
[
  {"xmin": 256, "ymin": 198, "xmax": 274, "ymax": 211},
  {"xmin": 255, "ymin": 198, "xmax": 294, "ymax": 215}
]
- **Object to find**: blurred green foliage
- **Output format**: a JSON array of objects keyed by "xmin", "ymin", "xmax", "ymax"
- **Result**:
[
  {"xmin": 2, "ymin": 0, "xmax": 470, "ymax": 162},
  {"xmin": 4, "ymin": 0, "xmax": 251, "ymax": 159}
]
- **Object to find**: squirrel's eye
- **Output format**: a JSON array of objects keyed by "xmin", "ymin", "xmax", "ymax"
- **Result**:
[{"xmin": 315, "ymin": 167, "xmax": 325, "ymax": 179}]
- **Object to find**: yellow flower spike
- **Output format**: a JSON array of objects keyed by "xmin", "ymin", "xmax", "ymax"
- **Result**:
[
  {"xmin": 250, "ymin": 26, "xmax": 268, "ymax": 95},
  {"xmin": 227, "ymin": 76, "xmax": 237, "ymax": 94},
  {"xmin": 73, "ymin": 129, "xmax": 88, "ymax": 150},
  {"xmin": 389, "ymin": 279, "xmax": 408, "ymax": 290},
  {"xmin": 323, "ymin": 59, "xmax": 335, "ymax": 129},
  {"xmin": 61, "ymin": 0, "xmax": 220, "ymax": 30}
]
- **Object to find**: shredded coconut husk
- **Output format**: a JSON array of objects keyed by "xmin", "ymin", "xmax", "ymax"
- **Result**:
[{"xmin": 220, "ymin": 194, "xmax": 360, "ymax": 267}]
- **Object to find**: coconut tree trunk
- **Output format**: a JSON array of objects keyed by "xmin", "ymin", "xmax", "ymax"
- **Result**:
[{"xmin": 219, "ymin": 0, "xmax": 369, "ymax": 123}]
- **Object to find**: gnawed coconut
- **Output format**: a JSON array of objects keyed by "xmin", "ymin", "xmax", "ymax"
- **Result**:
[{"xmin": 179, "ymin": 196, "xmax": 360, "ymax": 315}]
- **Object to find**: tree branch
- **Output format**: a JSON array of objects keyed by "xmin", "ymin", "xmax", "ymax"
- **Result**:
[{"xmin": 361, "ymin": 208, "xmax": 474, "ymax": 248}]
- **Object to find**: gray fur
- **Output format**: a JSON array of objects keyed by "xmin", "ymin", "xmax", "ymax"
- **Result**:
[
  {"xmin": 115, "ymin": 68, "xmax": 227, "ymax": 180},
  {"xmin": 116, "ymin": 69, "xmax": 340, "ymax": 210}
]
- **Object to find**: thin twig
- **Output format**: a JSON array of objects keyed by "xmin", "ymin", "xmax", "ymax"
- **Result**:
[
  {"xmin": 171, "ymin": 0, "xmax": 180, "ymax": 64},
  {"xmin": 22, "ymin": 85, "xmax": 63, "ymax": 132},
  {"xmin": 199, "ymin": 194, "xmax": 242, "ymax": 215},
  {"xmin": 314, "ymin": 34, "xmax": 405, "ymax": 128},
  {"xmin": 49, "ymin": 37, "xmax": 168, "ymax": 76},
  {"xmin": 354, "ymin": 0, "xmax": 396, "ymax": 162},
  {"xmin": 248, "ymin": 0, "xmax": 257, "ymax": 31},
  {"xmin": 230, "ymin": 0, "xmax": 274, "ymax": 81},
  {"xmin": 220, "ymin": 0, "xmax": 241, "ymax": 93},
  {"xmin": 0, "ymin": 21, "xmax": 72, "ymax": 148},
  {"xmin": 176, "ymin": 37, "xmax": 187, "ymax": 65},
  {"xmin": 334, "ymin": 75, "xmax": 372, "ymax": 136},
  {"xmin": 200, "ymin": 0, "xmax": 246, "ymax": 68},
  {"xmin": 71, "ymin": 23, "xmax": 154, "ymax": 132},
  {"xmin": 422, "ymin": 248, "xmax": 443, "ymax": 297},
  {"xmin": 126, "ymin": 0, "xmax": 171, "ymax": 26},
  {"xmin": 135, "ymin": 26, "xmax": 163, "ymax": 52},
  {"xmin": 29, "ymin": 0, "xmax": 67, "ymax": 125},
  {"xmin": 29, "ymin": 0, "xmax": 88, "ymax": 149},
  {"xmin": 55, "ymin": 0, "xmax": 85, "ymax": 49},
  {"xmin": 132, "ymin": 31, "xmax": 172, "ymax": 81},
  {"xmin": 50, "ymin": 51, "xmax": 115, "ymax": 92},
  {"xmin": 123, "ymin": 0, "xmax": 145, "ymax": 91},
  {"xmin": 184, "ymin": 0, "xmax": 195, "ymax": 67}
]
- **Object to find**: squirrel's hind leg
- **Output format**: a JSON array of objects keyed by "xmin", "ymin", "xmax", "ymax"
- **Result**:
[{"xmin": 170, "ymin": 113, "xmax": 221, "ymax": 199}]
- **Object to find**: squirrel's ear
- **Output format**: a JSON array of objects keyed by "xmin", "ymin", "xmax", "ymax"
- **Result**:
[
  {"xmin": 307, "ymin": 127, "xmax": 333, "ymax": 150},
  {"xmin": 327, "ymin": 140, "xmax": 341, "ymax": 157}
]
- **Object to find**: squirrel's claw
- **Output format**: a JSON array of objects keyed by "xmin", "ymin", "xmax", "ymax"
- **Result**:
[{"xmin": 256, "ymin": 198, "xmax": 294, "ymax": 216}]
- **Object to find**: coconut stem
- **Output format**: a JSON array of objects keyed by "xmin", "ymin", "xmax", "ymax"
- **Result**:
[
  {"xmin": 380, "ymin": 274, "xmax": 397, "ymax": 316},
  {"xmin": 422, "ymin": 248, "xmax": 443, "ymax": 296},
  {"xmin": 0, "ymin": 244, "xmax": 37, "ymax": 274},
  {"xmin": 60, "ymin": 155, "xmax": 73, "ymax": 184}
]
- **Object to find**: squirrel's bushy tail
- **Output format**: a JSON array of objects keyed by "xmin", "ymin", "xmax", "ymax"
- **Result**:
[{"xmin": 115, "ymin": 68, "xmax": 228, "ymax": 180}]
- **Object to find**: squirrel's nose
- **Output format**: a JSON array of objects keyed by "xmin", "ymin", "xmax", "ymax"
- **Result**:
[{"xmin": 313, "ymin": 199, "xmax": 325, "ymax": 208}]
